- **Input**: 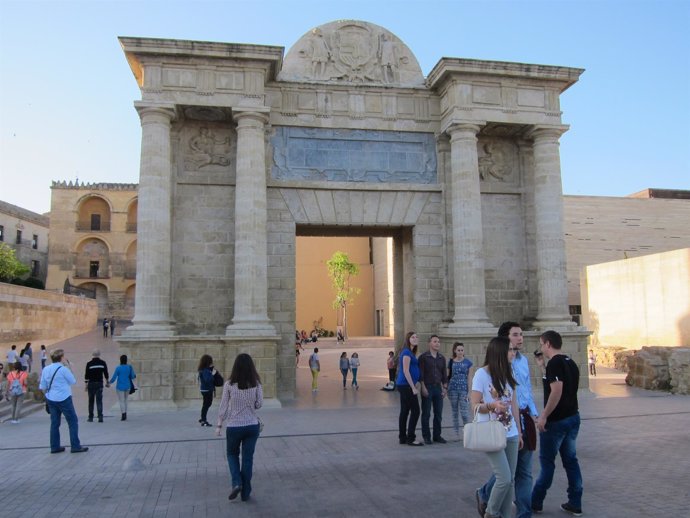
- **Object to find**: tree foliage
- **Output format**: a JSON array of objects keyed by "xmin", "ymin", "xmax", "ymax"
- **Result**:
[
  {"xmin": 326, "ymin": 251, "xmax": 360, "ymax": 339},
  {"xmin": 0, "ymin": 243, "xmax": 30, "ymax": 282}
]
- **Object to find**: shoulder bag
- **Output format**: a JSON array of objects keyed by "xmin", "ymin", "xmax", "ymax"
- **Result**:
[
  {"xmin": 128, "ymin": 365, "xmax": 137, "ymax": 395},
  {"xmin": 44, "ymin": 366, "xmax": 63, "ymax": 414},
  {"xmin": 463, "ymin": 404, "xmax": 507, "ymax": 452}
]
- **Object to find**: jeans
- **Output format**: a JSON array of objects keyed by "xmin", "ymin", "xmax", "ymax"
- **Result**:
[
  {"xmin": 10, "ymin": 394, "xmax": 24, "ymax": 420},
  {"xmin": 351, "ymin": 368, "xmax": 358, "ymax": 387},
  {"xmin": 397, "ymin": 384, "xmax": 420, "ymax": 443},
  {"xmin": 448, "ymin": 389, "xmax": 471, "ymax": 433},
  {"xmin": 532, "ymin": 413, "xmax": 583, "ymax": 511},
  {"xmin": 200, "ymin": 391, "xmax": 213, "ymax": 422},
  {"xmin": 388, "ymin": 368, "xmax": 396, "ymax": 383},
  {"xmin": 226, "ymin": 424, "xmax": 260, "ymax": 500},
  {"xmin": 485, "ymin": 436, "xmax": 519, "ymax": 518},
  {"xmin": 87, "ymin": 381, "xmax": 104, "ymax": 419},
  {"xmin": 341, "ymin": 368, "xmax": 349, "ymax": 387},
  {"xmin": 116, "ymin": 390, "xmax": 129, "ymax": 413},
  {"xmin": 480, "ymin": 436, "xmax": 534, "ymax": 518},
  {"xmin": 47, "ymin": 396, "xmax": 82, "ymax": 451},
  {"xmin": 420, "ymin": 384, "xmax": 443, "ymax": 441}
]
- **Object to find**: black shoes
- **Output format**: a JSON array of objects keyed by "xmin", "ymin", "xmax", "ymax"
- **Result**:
[
  {"xmin": 121, "ymin": 413, "xmax": 127, "ymax": 421},
  {"xmin": 560, "ymin": 503, "xmax": 583, "ymax": 516},
  {"xmin": 424, "ymin": 438, "xmax": 433, "ymax": 445},
  {"xmin": 87, "ymin": 417, "xmax": 93, "ymax": 422},
  {"xmin": 475, "ymin": 489, "xmax": 487, "ymax": 517},
  {"xmin": 201, "ymin": 421, "xmax": 212, "ymax": 427},
  {"xmin": 434, "ymin": 437, "xmax": 447, "ymax": 444},
  {"xmin": 407, "ymin": 440, "xmax": 424, "ymax": 446},
  {"xmin": 229, "ymin": 486, "xmax": 241, "ymax": 500},
  {"xmin": 98, "ymin": 417, "xmax": 104, "ymax": 423},
  {"xmin": 51, "ymin": 447, "xmax": 66, "ymax": 454},
  {"xmin": 71, "ymin": 447, "xmax": 89, "ymax": 453}
]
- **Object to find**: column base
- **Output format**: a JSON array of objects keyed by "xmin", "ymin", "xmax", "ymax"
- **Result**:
[
  {"xmin": 225, "ymin": 321, "xmax": 279, "ymax": 339},
  {"xmin": 532, "ymin": 317, "xmax": 577, "ymax": 331},
  {"xmin": 439, "ymin": 321, "xmax": 496, "ymax": 335},
  {"xmin": 122, "ymin": 323, "xmax": 177, "ymax": 338}
]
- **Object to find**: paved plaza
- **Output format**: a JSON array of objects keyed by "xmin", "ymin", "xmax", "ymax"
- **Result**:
[{"xmin": 1, "ymin": 330, "xmax": 688, "ymax": 517}]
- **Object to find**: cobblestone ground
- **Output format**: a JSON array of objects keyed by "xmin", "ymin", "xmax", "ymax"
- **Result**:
[{"xmin": 1, "ymin": 330, "xmax": 688, "ymax": 517}]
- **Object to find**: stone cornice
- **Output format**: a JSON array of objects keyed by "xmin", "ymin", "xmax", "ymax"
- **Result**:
[
  {"xmin": 427, "ymin": 57, "xmax": 584, "ymax": 93},
  {"xmin": 119, "ymin": 36, "xmax": 284, "ymax": 86}
]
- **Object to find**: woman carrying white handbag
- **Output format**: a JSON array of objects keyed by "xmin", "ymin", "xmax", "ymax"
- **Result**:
[{"xmin": 470, "ymin": 337, "xmax": 522, "ymax": 518}]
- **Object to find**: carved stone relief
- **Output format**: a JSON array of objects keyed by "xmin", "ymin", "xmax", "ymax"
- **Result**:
[
  {"xmin": 279, "ymin": 20, "xmax": 425, "ymax": 87},
  {"xmin": 477, "ymin": 138, "xmax": 518, "ymax": 184},
  {"xmin": 182, "ymin": 125, "xmax": 234, "ymax": 171}
]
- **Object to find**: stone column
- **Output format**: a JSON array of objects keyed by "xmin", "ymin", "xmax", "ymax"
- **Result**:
[
  {"xmin": 226, "ymin": 108, "xmax": 276, "ymax": 337},
  {"xmin": 444, "ymin": 123, "xmax": 492, "ymax": 330},
  {"xmin": 126, "ymin": 102, "xmax": 176, "ymax": 336},
  {"xmin": 529, "ymin": 125, "xmax": 574, "ymax": 328}
]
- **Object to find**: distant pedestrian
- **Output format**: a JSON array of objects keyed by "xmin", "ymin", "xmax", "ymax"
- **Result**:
[
  {"xmin": 110, "ymin": 355, "xmax": 136, "ymax": 421},
  {"xmin": 110, "ymin": 317, "xmax": 116, "ymax": 337},
  {"xmin": 39, "ymin": 349, "xmax": 89, "ymax": 453},
  {"xmin": 386, "ymin": 351, "xmax": 396, "ymax": 386},
  {"xmin": 6, "ymin": 361, "xmax": 28, "ymax": 423},
  {"xmin": 198, "ymin": 354, "xmax": 216, "ymax": 427},
  {"xmin": 84, "ymin": 349, "xmax": 110, "ymax": 423},
  {"xmin": 350, "ymin": 352, "xmax": 360, "ymax": 390},
  {"xmin": 309, "ymin": 348, "xmax": 320, "ymax": 393},
  {"xmin": 397, "ymin": 331, "xmax": 423, "ymax": 446},
  {"xmin": 588, "ymin": 350, "xmax": 597, "ymax": 376},
  {"xmin": 532, "ymin": 331, "xmax": 583, "ymax": 516},
  {"xmin": 40, "ymin": 345, "xmax": 47, "ymax": 369},
  {"xmin": 216, "ymin": 353, "xmax": 263, "ymax": 502},
  {"xmin": 102, "ymin": 318, "xmax": 109, "ymax": 338},
  {"xmin": 6, "ymin": 344, "xmax": 18, "ymax": 364},
  {"xmin": 447, "ymin": 342, "xmax": 473, "ymax": 438},
  {"xmin": 339, "ymin": 352, "xmax": 350, "ymax": 389},
  {"xmin": 419, "ymin": 334, "xmax": 447, "ymax": 444},
  {"xmin": 18, "ymin": 349, "xmax": 29, "ymax": 372},
  {"xmin": 23, "ymin": 343, "xmax": 33, "ymax": 373}
]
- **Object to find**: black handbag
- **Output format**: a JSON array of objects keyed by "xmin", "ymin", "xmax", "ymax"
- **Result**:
[
  {"xmin": 213, "ymin": 371, "xmax": 224, "ymax": 387},
  {"xmin": 44, "ymin": 366, "xmax": 62, "ymax": 414},
  {"xmin": 129, "ymin": 366, "xmax": 137, "ymax": 394}
]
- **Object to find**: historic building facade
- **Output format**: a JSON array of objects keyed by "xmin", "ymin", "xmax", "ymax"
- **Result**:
[
  {"xmin": 117, "ymin": 20, "xmax": 588, "ymax": 406},
  {"xmin": 0, "ymin": 200, "xmax": 49, "ymax": 283},
  {"xmin": 45, "ymin": 182, "xmax": 138, "ymax": 320}
]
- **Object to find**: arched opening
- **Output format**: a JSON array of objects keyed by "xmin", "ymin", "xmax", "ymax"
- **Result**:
[
  {"xmin": 77, "ymin": 281, "xmax": 109, "ymax": 317},
  {"xmin": 126, "ymin": 198, "xmax": 138, "ymax": 233},
  {"xmin": 76, "ymin": 195, "xmax": 112, "ymax": 232},
  {"xmin": 124, "ymin": 284, "xmax": 136, "ymax": 320},
  {"xmin": 125, "ymin": 240, "xmax": 137, "ymax": 279},
  {"xmin": 74, "ymin": 238, "xmax": 110, "ymax": 279}
]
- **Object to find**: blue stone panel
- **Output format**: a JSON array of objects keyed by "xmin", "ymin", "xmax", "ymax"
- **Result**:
[{"xmin": 271, "ymin": 127, "xmax": 437, "ymax": 184}]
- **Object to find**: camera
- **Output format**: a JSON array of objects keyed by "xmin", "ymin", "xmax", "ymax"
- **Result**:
[{"xmin": 533, "ymin": 350, "xmax": 543, "ymax": 357}]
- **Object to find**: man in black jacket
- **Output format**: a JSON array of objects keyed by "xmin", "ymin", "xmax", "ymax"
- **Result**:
[{"xmin": 84, "ymin": 349, "xmax": 110, "ymax": 423}]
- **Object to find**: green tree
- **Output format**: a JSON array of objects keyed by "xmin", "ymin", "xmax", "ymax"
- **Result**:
[
  {"xmin": 326, "ymin": 251, "xmax": 360, "ymax": 340},
  {"xmin": 0, "ymin": 242, "xmax": 30, "ymax": 282}
]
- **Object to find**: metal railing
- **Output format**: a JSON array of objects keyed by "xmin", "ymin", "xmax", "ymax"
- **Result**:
[{"xmin": 75, "ymin": 221, "xmax": 111, "ymax": 232}]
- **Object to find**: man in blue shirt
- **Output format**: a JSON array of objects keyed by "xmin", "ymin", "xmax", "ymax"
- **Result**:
[{"xmin": 477, "ymin": 322, "xmax": 537, "ymax": 518}]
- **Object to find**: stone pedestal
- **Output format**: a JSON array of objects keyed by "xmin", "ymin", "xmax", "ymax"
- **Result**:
[
  {"xmin": 529, "ymin": 126, "xmax": 575, "ymax": 330},
  {"xmin": 441, "ymin": 123, "xmax": 493, "ymax": 333},
  {"xmin": 226, "ymin": 108, "xmax": 277, "ymax": 338},
  {"xmin": 125, "ymin": 103, "xmax": 177, "ymax": 337}
]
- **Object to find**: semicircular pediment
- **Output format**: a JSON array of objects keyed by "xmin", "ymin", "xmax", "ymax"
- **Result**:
[{"xmin": 279, "ymin": 20, "xmax": 425, "ymax": 87}]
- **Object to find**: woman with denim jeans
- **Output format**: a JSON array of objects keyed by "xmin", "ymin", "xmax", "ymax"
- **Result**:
[
  {"xmin": 197, "ymin": 354, "xmax": 215, "ymax": 427},
  {"xmin": 447, "ymin": 342, "xmax": 473, "ymax": 438},
  {"xmin": 216, "ymin": 353, "xmax": 263, "ymax": 502},
  {"xmin": 471, "ymin": 337, "xmax": 522, "ymax": 518}
]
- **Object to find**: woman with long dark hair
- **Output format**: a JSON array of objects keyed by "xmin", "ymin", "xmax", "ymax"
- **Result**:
[
  {"xmin": 396, "ymin": 331, "xmax": 423, "ymax": 446},
  {"xmin": 471, "ymin": 336, "xmax": 522, "ymax": 518},
  {"xmin": 110, "ymin": 354, "xmax": 136, "ymax": 421},
  {"xmin": 197, "ymin": 354, "xmax": 215, "ymax": 427},
  {"xmin": 216, "ymin": 353, "xmax": 263, "ymax": 502}
]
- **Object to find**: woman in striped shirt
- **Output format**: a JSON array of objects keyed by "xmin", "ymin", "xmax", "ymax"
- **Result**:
[{"xmin": 216, "ymin": 353, "xmax": 263, "ymax": 502}]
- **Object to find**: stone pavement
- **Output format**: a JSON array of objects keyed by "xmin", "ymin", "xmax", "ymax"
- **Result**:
[{"xmin": 1, "ymin": 330, "xmax": 688, "ymax": 517}]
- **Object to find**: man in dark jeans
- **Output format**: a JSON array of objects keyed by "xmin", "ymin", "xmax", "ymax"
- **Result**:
[
  {"xmin": 84, "ymin": 349, "xmax": 110, "ymax": 422},
  {"xmin": 532, "ymin": 330, "xmax": 584, "ymax": 516},
  {"xmin": 418, "ymin": 334, "xmax": 448, "ymax": 444}
]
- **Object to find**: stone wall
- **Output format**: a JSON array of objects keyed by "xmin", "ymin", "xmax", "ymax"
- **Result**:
[
  {"xmin": 0, "ymin": 283, "xmax": 98, "ymax": 347},
  {"xmin": 625, "ymin": 346, "xmax": 690, "ymax": 394}
]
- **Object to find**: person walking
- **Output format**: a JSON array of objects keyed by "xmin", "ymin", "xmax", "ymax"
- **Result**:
[
  {"xmin": 18, "ymin": 349, "xmax": 29, "ymax": 372},
  {"xmin": 216, "ymin": 353, "xmax": 263, "ymax": 503},
  {"xmin": 531, "ymin": 331, "xmax": 583, "ymax": 516},
  {"xmin": 109, "ymin": 317, "xmax": 116, "ymax": 337},
  {"xmin": 38, "ymin": 349, "xmax": 89, "ymax": 453},
  {"xmin": 84, "ymin": 349, "xmax": 110, "ymax": 423},
  {"xmin": 40, "ymin": 345, "xmax": 47, "ymax": 369},
  {"xmin": 110, "ymin": 355, "xmax": 136, "ymax": 421},
  {"xmin": 198, "ymin": 354, "xmax": 216, "ymax": 427},
  {"xmin": 23, "ymin": 343, "xmax": 33, "ymax": 373},
  {"xmin": 588, "ymin": 350, "xmax": 597, "ymax": 377},
  {"xmin": 397, "ymin": 331, "xmax": 423, "ymax": 446},
  {"xmin": 102, "ymin": 318, "xmax": 109, "ymax": 338},
  {"xmin": 6, "ymin": 344, "xmax": 18, "ymax": 364},
  {"xmin": 339, "ymin": 352, "xmax": 350, "ymax": 389},
  {"xmin": 6, "ymin": 362, "xmax": 28, "ymax": 423},
  {"xmin": 447, "ymin": 342, "xmax": 473, "ymax": 439},
  {"xmin": 350, "ymin": 352, "xmax": 360, "ymax": 390},
  {"xmin": 386, "ymin": 351, "xmax": 396, "ymax": 387},
  {"xmin": 309, "ymin": 347, "xmax": 320, "ymax": 393},
  {"xmin": 471, "ymin": 336, "xmax": 522, "ymax": 518},
  {"xmin": 419, "ymin": 334, "xmax": 448, "ymax": 444}
]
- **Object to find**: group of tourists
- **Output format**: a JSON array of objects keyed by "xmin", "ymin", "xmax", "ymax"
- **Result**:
[
  {"xmin": 338, "ymin": 351, "xmax": 360, "ymax": 389},
  {"xmin": 102, "ymin": 317, "xmax": 117, "ymax": 338},
  {"xmin": 395, "ymin": 323, "xmax": 584, "ymax": 518},
  {"xmin": 2, "ymin": 343, "xmax": 48, "ymax": 422}
]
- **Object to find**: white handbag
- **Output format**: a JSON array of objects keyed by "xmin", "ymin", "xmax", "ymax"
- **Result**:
[{"xmin": 463, "ymin": 404, "xmax": 507, "ymax": 452}]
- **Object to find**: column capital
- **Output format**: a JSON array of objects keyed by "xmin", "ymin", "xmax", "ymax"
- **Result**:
[
  {"xmin": 446, "ymin": 122, "xmax": 483, "ymax": 140},
  {"xmin": 526, "ymin": 124, "xmax": 569, "ymax": 142},
  {"xmin": 232, "ymin": 107, "xmax": 270, "ymax": 126},
  {"xmin": 134, "ymin": 101, "xmax": 177, "ymax": 122}
]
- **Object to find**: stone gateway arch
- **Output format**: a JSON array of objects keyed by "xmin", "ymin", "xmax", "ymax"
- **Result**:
[{"xmin": 118, "ymin": 20, "xmax": 588, "ymax": 408}]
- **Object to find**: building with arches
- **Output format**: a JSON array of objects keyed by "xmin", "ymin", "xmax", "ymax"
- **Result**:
[
  {"xmin": 116, "ymin": 20, "xmax": 592, "ymax": 407},
  {"xmin": 45, "ymin": 182, "xmax": 137, "ymax": 321}
]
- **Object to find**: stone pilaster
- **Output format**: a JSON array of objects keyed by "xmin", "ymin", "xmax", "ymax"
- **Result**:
[
  {"xmin": 125, "ymin": 102, "xmax": 176, "ymax": 337},
  {"xmin": 528, "ymin": 125, "xmax": 574, "ymax": 329},
  {"xmin": 441, "ymin": 123, "xmax": 493, "ymax": 331},
  {"xmin": 226, "ymin": 108, "xmax": 277, "ymax": 337}
]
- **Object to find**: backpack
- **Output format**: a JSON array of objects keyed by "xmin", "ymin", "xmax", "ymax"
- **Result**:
[{"xmin": 10, "ymin": 375, "xmax": 23, "ymax": 396}]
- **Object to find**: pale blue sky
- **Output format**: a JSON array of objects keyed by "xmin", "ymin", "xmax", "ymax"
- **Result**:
[{"xmin": 1, "ymin": 0, "xmax": 688, "ymax": 214}]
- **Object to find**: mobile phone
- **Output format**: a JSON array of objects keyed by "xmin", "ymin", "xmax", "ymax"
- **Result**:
[{"xmin": 533, "ymin": 350, "xmax": 543, "ymax": 357}]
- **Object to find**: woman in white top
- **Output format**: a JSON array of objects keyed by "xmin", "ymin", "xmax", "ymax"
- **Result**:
[
  {"xmin": 471, "ymin": 337, "xmax": 522, "ymax": 518},
  {"xmin": 350, "ymin": 352, "xmax": 360, "ymax": 390},
  {"xmin": 216, "ymin": 353, "xmax": 263, "ymax": 502}
]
